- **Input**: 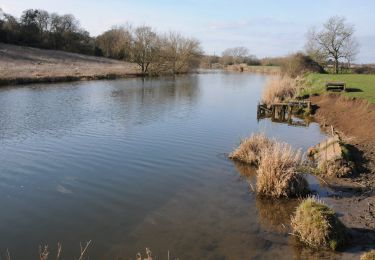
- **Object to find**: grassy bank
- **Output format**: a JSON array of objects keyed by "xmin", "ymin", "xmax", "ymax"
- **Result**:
[
  {"xmin": 303, "ymin": 73, "xmax": 375, "ymax": 103},
  {"xmin": 0, "ymin": 43, "xmax": 141, "ymax": 86}
]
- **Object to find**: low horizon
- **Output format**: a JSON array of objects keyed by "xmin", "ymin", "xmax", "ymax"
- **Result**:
[{"xmin": 1, "ymin": 0, "xmax": 375, "ymax": 63}]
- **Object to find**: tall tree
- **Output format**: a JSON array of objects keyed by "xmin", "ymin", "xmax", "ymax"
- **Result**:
[
  {"xmin": 306, "ymin": 16, "xmax": 358, "ymax": 74},
  {"xmin": 96, "ymin": 26, "xmax": 132, "ymax": 59},
  {"xmin": 158, "ymin": 31, "xmax": 202, "ymax": 74},
  {"xmin": 131, "ymin": 26, "xmax": 159, "ymax": 74}
]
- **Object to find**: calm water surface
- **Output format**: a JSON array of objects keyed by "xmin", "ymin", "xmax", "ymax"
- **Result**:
[{"xmin": 0, "ymin": 72, "xmax": 336, "ymax": 259}]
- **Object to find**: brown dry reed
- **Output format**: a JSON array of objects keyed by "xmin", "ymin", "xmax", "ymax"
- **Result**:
[
  {"xmin": 361, "ymin": 250, "xmax": 375, "ymax": 260},
  {"xmin": 262, "ymin": 75, "xmax": 302, "ymax": 105},
  {"xmin": 229, "ymin": 133, "xmax": 275, "ymax": 165},
  {"xmin": 291, "ymin": 197, "xmax": 347, "ymax": 250},
  {"xmin": 256, "ymin": 142, "xmax": 309, "ymax": 198}
]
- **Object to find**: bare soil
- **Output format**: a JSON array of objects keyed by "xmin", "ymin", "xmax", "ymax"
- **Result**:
[
  {"xmin": 0, "ymin": 43, "xmax": 141, "ymax": 86},
  {"xmin": 310, "ymin": 93, "xmax": 375, "ymax": 242}
]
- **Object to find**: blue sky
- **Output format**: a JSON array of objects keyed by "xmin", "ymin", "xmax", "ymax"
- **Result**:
[{"xmin": 2, "ymin": 0, "xmax": 375, "ymax": 63}]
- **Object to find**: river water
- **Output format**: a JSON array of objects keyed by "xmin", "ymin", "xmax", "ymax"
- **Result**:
[{"xmin": 0, "ymin": 72, "xmax": 335, "ymax": 259}]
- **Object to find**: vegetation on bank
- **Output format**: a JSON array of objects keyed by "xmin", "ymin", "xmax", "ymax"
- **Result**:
[
  {"xmin": 0, "ymin": 8, "xmax": 202, "ymax": 75},
  {"xmin": 291, "ymin": 197, "xmax": 347, "ymax": 250},
  {"xmin": 261, "ymin": 75, "xmax": 301, "ymax": 105},
  {"xmin": 257, "ymin": 142, "xmax": 309, "ymax": 198},
  {"xmin": 229, "ymin": 133, "xmax": 274, "ymax": 165},
  {"xmin": 230, "ymin": 134, "xmax": 309, "ymax": 198},
  {"xmin": 361, "ymin": 250, "xmax": 375, "ymax": 260}
]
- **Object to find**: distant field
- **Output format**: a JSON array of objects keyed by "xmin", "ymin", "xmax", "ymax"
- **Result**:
[
  {"xmin": 303, "ymin": 73, "xmax": 375, "ymax": 103},
  {"xmin": 0, "ymin": 43, "xmax": 140, "ymax": 85}
]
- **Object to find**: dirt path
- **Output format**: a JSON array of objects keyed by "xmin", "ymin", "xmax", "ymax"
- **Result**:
[{"xmin": 0, "ymin": 43, "xmax": 141, "ymax": 86}]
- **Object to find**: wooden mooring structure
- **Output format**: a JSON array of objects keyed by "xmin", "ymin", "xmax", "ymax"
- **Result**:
[{"xmin": 257, "ymin": 100, "xmax": 312, "ymax": 127}]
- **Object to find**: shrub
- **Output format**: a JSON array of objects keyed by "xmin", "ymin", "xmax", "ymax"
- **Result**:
[
  {"xmin": 291, "ymin": 197, "xmax": 347, "ymax": 250},
  {"xmin": 229, "ymin": 133, "xmax": 275, "ymax": 165},
  {"xmin": 262, "ymin": 75, "xmax": 301, "ymax": 105},
  {"xmin": 353, "ymin": 65, "xmax": 375, "ymax": 74},
  {"xmin": 361, "ymin": 250, "xmax": 375, "ymax": 260},
  {"xmin": 280, "ymin": 53, "xmax": 325, "ymax": 78},
  {"xmin": 256, "ymin": 142, "xmax": 309, "ymax": 198}
]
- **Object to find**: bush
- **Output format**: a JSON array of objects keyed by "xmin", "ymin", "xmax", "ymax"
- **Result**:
[
  {"xmin": 361, "ymin": 250, "xmax": 375, "ymax": 260},
  {"xmin": 353, "ymin": 65, "xmax": 375, "ymax": 74},
  {"xmin": 280, "ymin": 53, "xmax": 325, "ymax": 77},
  {"xmin": 291, "ymin": 197, "xmax": 347, "ymax": 250},
  {"xmin": 229, "ymin": 133, "xmax": 274, "ymax": 165},
  {"xmin": 256, "ymin": 142, "xmax": 309, "ymax": 198}
]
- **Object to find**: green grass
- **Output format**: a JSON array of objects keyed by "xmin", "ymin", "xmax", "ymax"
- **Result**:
[
  {"xmin": 291, "ymin": 197, "xmax": 347, "ymax": 250},
  {"xmin": 302, "ymin": 73, "xmax": 375, "ymax": 103}
]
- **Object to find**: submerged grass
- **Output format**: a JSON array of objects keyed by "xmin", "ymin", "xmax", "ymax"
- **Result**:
[
  {"xmin": 256, "ymin": 142, "xmax": 309, "ymax": 198},
  {"xmin": 291, "ymin": 197, "xmax": 347, "ymax": 250},
  {"xmin": 229, "ymin": 133, "xmax": 275, "ymax": 165}
]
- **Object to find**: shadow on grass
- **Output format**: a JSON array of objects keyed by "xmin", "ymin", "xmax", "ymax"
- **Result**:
[{"xmin": 345, "ymin": 88, "xmax": 363, "ymax": 92}]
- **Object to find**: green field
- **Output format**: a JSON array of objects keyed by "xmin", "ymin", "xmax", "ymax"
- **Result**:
[{"xmin": 302, "ymin": 73, "xmax": 375, "ymax": 103}]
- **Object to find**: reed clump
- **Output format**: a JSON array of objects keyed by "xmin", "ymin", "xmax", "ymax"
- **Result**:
[
  {"xmin": 229, "ymin": 133, "xmax": 275, "ymax": 165},
  {"xmin": 291, "ymin": 197, "xmax": 347, "ymax": 250},
  {"xmin": 262, "ymin": 75, "xmax": 301, "ymax": 105},
  {"xmin": 256, "ymin": 142, "xmax": 309, "ymax": 198},
  {"xmin": 361, "ymin": 250, "xmax": 375, "ymax": 260}
]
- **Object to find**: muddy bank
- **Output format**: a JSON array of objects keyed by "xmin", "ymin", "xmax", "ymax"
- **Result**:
[
  {"xmin": 0, "ymin": 43, "xmax": 142, "ymax": 86},
  {"xmin": 310, "ymin": 93, "xmax": 375, "ymax": 186},
  {"xmin": 310, "ymin": 93, "xmax": 375, "ymax": 238}
]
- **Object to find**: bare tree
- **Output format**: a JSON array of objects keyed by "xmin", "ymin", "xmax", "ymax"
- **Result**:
[
  {"xmin": 306, "ymin": 16, "xmax": 358, "ymax": 74},
  {"xmin": 157, "ymin": 31, "xmax": 202, "ymax": 74},
  {"xmin": 96, "ymin": 25, "xmax": 132, "ymax": 60},
  {"xmin": 131, "ymin": 26, "xmax": 159, "ymax": 74},
  {"xmin": 221, "ymin": 46, "xmax": 249, "ymax": 65}
]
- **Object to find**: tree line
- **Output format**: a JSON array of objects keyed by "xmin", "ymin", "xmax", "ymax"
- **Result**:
[{"xmin": 0, "ymin": 8, "xmax": 202, "ymax": 74}]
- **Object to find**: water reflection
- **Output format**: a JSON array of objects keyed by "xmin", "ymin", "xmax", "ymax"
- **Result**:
[
  {"xmin": 0, "ymin": 76, "xmax": 200, "ymax": 142},
  {"xmin": 256, "ymin": 197, "xmax": 298, "ymax": 234}
]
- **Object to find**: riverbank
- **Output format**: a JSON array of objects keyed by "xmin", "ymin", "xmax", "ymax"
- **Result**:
[
  {"xmin": 311, "ymin": 93, "xmax": 375, "ymax": 186},
  {"xmin": 308, "ymin": 93, "xmax": 375, "ymax": 238},
  {"xmin": 0, "ymin": 43, "xmax": 142, "ymax": 86},
  {"xmin": 226, "ymin": 64, "xmax": 280, "ymax": 74}
]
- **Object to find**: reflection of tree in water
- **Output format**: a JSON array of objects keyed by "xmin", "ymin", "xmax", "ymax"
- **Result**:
[{"xmin": 109, "ymin": 76, "xmax": 200, "ymax": 126}]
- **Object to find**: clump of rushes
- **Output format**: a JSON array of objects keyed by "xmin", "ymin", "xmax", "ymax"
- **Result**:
[
  {"xmin": 361, "ymin": 250, "xmax": 375, "ymax": 260},
  {"xmin": 229, "ymin": 133, "xmax": 275, "ymax": 165},
  {"xmin": 256, "ymin": 142, "xmax": 309, "ymax": 198},
  {"xmin": 261, "ymin": 75, "xmax": 301, "ymax": 105},
  {"xmin": 291, "ymin": 197, "xmax": 347, "ymax": 250}
]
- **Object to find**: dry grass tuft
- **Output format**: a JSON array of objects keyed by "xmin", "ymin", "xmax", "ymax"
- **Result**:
[
  {"xmin": 361, "ymin": 250, "xmax": 375, "ymax": 260},
  {"xmin": 262, "ymin": 75, "xmax": 302, "ymax": 105},
  {"xmin": 229, "ymin": 133, "xmax": 275, "ymax": 165},
  {"xmin": 291, "ymin": 197, "xmax": 347, "ymax": 250},
  {"xmin": 256, "ymin": 142, "xmax": 309, "ymax": 198}
]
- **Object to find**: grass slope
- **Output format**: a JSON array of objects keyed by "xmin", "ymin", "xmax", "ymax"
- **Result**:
[{"xmin": 303, "ymin": 73, "xmax": 375, "ymax": 103}]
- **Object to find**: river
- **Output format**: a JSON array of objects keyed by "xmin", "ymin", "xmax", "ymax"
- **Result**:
[{"xmin": 0, "ymin": 72, "xmax": 334, "ymax": 259}]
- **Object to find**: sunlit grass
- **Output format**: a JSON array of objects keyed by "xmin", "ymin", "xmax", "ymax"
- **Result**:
[{"xmin": 302, "ymin": 73, "xmax": 375, "ymax": 103}]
